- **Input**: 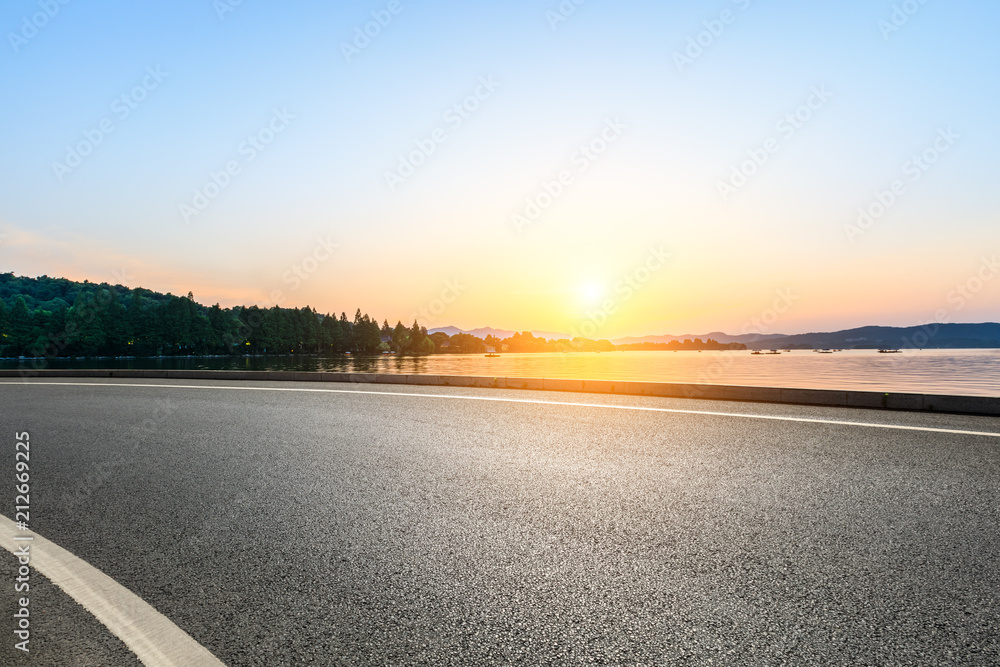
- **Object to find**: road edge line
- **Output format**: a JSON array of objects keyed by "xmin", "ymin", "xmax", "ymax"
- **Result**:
[{"xmin": 0, "ymin": 514, "xmax": 226, "ymax": 666}]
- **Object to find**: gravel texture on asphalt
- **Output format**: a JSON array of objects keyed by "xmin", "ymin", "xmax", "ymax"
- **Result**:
[
  {"xmin": 0, "ymin": 551, "xmax": 141, "ymax": 666},
  {"xmin": 1, "ymin": 379, "xmax": 998, "ymax": 665}
]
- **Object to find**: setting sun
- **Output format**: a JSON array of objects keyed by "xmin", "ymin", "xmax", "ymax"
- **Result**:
[{"xmin": 578, "ymin": 281, "xmax": 606, "ymax": 306}]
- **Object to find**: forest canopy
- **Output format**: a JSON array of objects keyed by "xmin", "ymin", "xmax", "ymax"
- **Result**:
[{"xmin": 0, "ymin": 273, "xmax": 402, "ymax": 358}]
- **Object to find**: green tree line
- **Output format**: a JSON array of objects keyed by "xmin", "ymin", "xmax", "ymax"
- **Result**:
[{"xmin": 0, "ymin": 273, "xmax": 431, "ymax": 358}]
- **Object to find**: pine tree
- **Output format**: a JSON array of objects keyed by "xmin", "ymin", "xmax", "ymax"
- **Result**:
[
  {"xmin": 0, "ymin": 298, "xmax": 8, "ymax": 352},
  {"xmin": 8, "ymin": 297, "xmax": 32, "ymax": 355},
  {"xmin": 67, "ymin": 293, "xmax": 106, "ymax": 356},
  {"xmin": 389, "ymin": 321, "xmax": 407, "ymax": 352}
]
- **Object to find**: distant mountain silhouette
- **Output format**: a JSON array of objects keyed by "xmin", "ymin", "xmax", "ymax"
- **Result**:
[
  {"xmin": 745, "ymin": 323, "xmax": 1000, "ymax": 350},
  {"xmin": 427, "ymin": 326, "xmax": 466, "ymax": 337},
  {"xmin": 432, "ymin": 323, "xmax": 1000, "ymax": 349},
  {"xmin": 429, "ymin": 326, "xmax": 571, "ymax": 340}
]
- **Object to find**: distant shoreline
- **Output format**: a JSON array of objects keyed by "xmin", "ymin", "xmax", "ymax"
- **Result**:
[{"xmin": 5, "ymin": 346, "xmax": 1000, "ymax": 366}]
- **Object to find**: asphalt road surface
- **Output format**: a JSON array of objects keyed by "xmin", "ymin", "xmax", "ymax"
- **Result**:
[{"xmin": 1, "ymin": 378, "xmax": 999, "ymax": 666}]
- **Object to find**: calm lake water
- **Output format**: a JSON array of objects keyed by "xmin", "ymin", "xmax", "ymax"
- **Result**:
[{"xmin": 6, "ymin": 349, "xmax": 1000, "ymax": 397}]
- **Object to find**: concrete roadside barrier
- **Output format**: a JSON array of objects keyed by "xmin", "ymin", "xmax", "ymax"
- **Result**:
[
  {"xmin": 2, "ymin": 369, "xmax": 998, "ymax": 417},
  {"xmin": 580, "ymin": 379, "xmax": 615, "ymax": 394},
  {"xmin": 780, "ymin": 388, "xmax": 848, "ymax": 407},
  {"xmin": 924, "ymin": 394, "xmax": 998, "ymax": 415},
  {"xmin": 406, "ymin": 374, "xmax": 439, "ymax": 386},
  {"xmin": 542, "ymin": 378, "xmax": 585, "ymax": 392},
  {"xmin": 723, "ymin": 385, "xmax": 783, "ymax": 403},
  {"xmin": 505, "ymin": 377, "xmax": 544, "ymax": 390},
  {"xmin": 883, "ymin": 392, "xmax": 924, "ymax": 411}
]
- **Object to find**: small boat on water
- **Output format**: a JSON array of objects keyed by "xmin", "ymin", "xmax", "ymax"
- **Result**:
[
  {"xmin": 878, "ymin": 349, "xmax": 901, "ymax": 353},
  {"xmin": 765, "ymin": 349, "xmax": 781, "ymax": 355},
  {"xmin": 485, "ymin": 353, "xmax": 501, "ymax": 357},
  {"xmin": 751, "ymin": 351, "xmax": 763, "ymax": 355}
]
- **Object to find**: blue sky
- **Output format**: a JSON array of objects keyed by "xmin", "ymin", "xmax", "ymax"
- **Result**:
[{"xmin": 2, "ymin": 0, "xmax": 998, "ymax": 337}]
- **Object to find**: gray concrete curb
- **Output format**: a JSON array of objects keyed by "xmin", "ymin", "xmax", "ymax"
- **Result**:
[{"xmin": 2, "ymin": 369, "xmax": 998, "ymax": 417}]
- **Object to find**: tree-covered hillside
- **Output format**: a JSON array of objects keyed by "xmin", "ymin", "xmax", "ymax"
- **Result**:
[{"xmin": 0, "ymin": 273, "xmax": 416, "ymax": 358}]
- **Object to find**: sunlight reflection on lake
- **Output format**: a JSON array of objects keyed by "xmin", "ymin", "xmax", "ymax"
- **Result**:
[{"xmin": 7, "ymin": 349, "xmax": 1000, "ymax": 397}]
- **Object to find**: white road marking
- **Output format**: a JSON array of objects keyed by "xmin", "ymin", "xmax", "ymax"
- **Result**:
[
  {"xmin": 0, "ymin": 514, "xmax": 225, "ymax": 666},
  {"xmin": 6, "ymin": 380, "xmax": 1000, "ymax": 439}
]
